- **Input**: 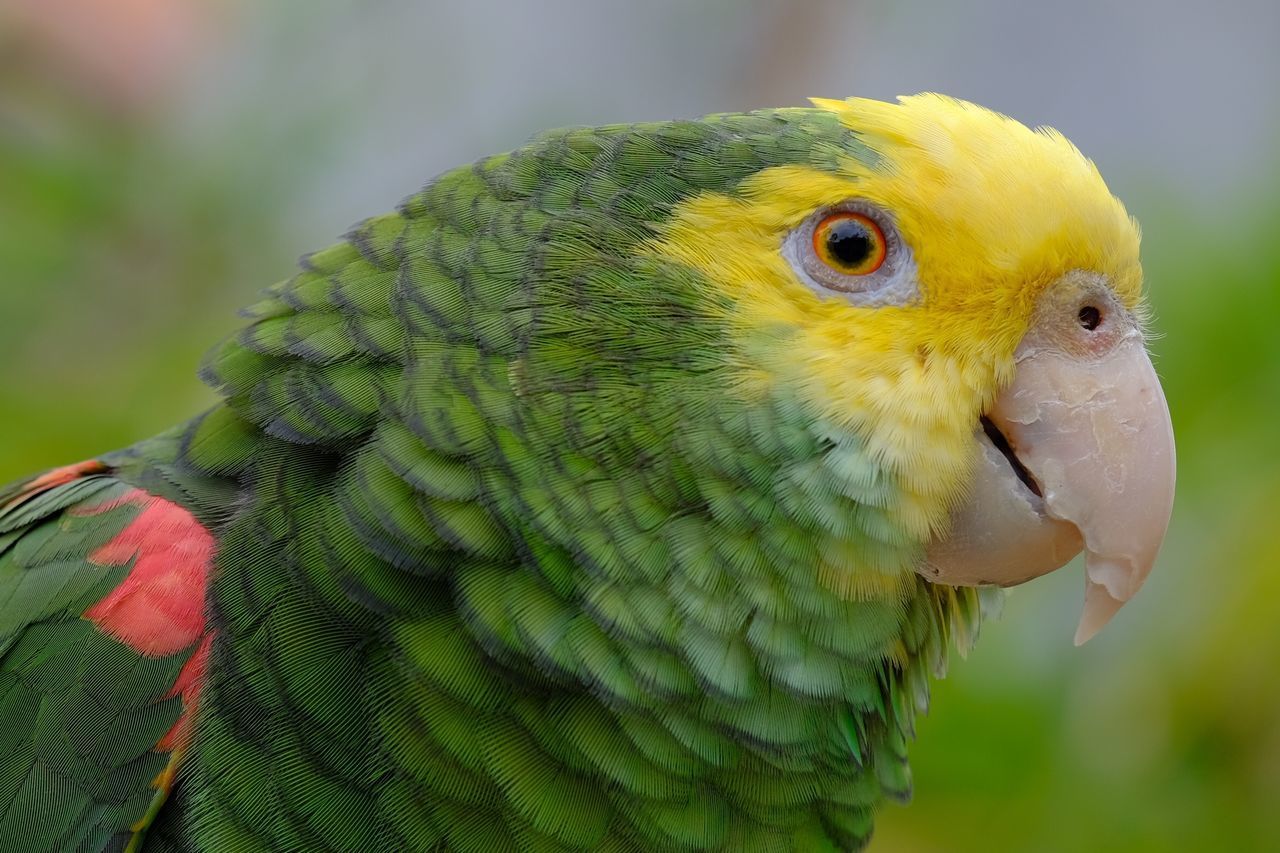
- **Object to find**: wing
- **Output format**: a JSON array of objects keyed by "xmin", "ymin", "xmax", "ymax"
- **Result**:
[{"xmin": 0, "ymin": 461, "xmax": 214, "ymax": 852}]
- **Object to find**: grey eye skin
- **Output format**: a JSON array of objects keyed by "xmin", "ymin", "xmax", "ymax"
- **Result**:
[{"xmin": 783, "ymin": 201, "xmax": 921, "ymax": 308}]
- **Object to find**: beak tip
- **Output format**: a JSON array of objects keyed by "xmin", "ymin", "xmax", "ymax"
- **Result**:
[
  {"xmin": 1074, "ymin": 578, "xmax": 1128, "ymax": 645},
  {"xmin": 1073, "ymin": 622, "xmax": 1100, "ymax": 647}
]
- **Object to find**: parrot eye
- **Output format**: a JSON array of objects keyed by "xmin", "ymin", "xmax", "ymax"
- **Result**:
[
  {"xmin": 784, "ymin": 201, "xmax": 918, "ymax": 306},
  {"xmin": 812, "ymin": 212, "xmax": 886, "ymax": 276}
]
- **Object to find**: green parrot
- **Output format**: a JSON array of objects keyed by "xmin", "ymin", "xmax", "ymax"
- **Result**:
[{"xmin": 0, "ymin": 94, "xmax": 1175, "ymax": 852}]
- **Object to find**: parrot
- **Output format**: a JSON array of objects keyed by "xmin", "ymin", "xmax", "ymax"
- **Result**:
[{"xmin": 0, "ymin": 94, "xmax": 1175, "ymax": 852}]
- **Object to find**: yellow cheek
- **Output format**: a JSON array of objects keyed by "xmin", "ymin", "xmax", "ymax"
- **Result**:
[{"xmin": 644, "ymin": 165, "xmax": 994, "ymax": 548}]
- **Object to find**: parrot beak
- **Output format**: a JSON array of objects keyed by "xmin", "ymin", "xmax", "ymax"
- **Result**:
[{"xmin": 919, "ymin": 284, "xmax": 1176, "ymax": 644}]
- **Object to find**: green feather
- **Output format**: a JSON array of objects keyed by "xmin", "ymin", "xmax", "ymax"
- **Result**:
[{"xmin": 2, "ymin": 106, "xmax": 991, "ymax": 851}]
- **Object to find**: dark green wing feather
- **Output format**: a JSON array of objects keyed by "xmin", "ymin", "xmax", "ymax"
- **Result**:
[{"xmin": 0, "ymin": 467, "xmax": 206, "ymax": 852}]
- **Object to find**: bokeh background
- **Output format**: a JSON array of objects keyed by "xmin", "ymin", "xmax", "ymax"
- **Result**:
[{"xmin": 2, "ymin": 1, "xmax": 1277, "ymax": 850}]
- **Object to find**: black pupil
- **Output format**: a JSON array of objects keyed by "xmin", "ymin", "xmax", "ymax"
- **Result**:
[{"xmin": 826, "ymin": 219, "xmax": 874, "ymax": 269}]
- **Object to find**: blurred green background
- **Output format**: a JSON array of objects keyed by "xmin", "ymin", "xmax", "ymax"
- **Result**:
[{"xmin": 2, "ymin": 1, "xmax": 1277, "ymax": 850}]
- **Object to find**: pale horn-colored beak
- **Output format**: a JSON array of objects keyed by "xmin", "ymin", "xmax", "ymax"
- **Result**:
[{"xmin": 919, "ymin": 275, "xmax": 1176, "ymax": 645}]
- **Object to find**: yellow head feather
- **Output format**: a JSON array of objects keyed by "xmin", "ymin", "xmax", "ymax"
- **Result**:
[{"xmin": 812, "ymin": 93, "xmax": 1142, "ymax": 311}]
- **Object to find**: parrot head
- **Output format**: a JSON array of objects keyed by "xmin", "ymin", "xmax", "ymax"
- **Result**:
[{"xmin": 646, "ymin": 94, "xmax": 1174, "ymax": 644}]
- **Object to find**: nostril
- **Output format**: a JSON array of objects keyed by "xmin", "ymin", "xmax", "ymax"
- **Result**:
[{"xmin": 1077, "ymin": 305, "xmax": 1102, "ymax": 331}]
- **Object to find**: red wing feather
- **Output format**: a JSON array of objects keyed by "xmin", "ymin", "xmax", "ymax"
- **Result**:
[{"xmin": 79, "ymin": 489, "xmax": 213, "ymax": 657}]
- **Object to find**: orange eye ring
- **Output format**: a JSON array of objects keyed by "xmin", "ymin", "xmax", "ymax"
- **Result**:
[{"xmin": 811, "ymin": 211, "xmax": 887, "ymax": 276}]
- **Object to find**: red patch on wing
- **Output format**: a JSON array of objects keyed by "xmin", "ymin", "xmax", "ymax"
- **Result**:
[
  {"xmin": 3, "ymin": 459, "xmax": 107, "ymax": 509},
  {"xmin": 79, "ymin": 488, "xmax": 218, "ymax": 759},
  {"xmin": 156, "ymin": 632, "xmax": 214, "ymax": 753},
  {"xmin": 82, "ymin": 489, "xmax": 213, "ymax": 656}
]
